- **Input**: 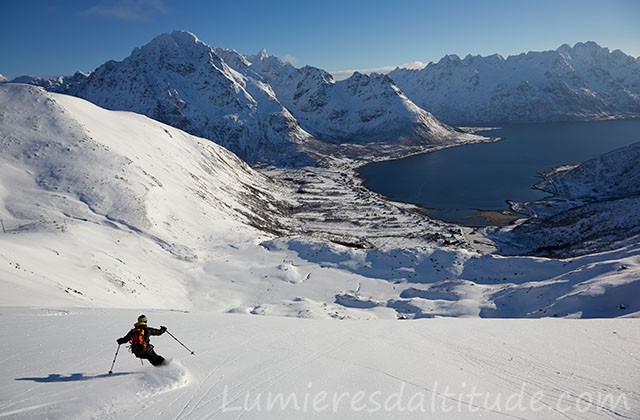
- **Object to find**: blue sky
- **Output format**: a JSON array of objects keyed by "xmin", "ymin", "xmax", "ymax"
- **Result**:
[{"xmin": 1, "ymin": 0, "xmax": 639, "ymax": 79}]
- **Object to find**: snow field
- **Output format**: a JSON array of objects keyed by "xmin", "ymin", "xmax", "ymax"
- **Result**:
[
  {"xmin": 0, "ymin": 307, "xmax": 638, "ymax": 419},
  {"xmin": 2, "ymin": 84, "xmax": 640, "ymax": 320}
]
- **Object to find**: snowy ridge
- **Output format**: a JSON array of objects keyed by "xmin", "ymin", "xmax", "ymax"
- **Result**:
[
  {"xmin": 389, "ymin": 42, "xmax": 640, "ymax": 124},
  {"xmin": 535, "ymin": 142, "xmax": 640, "ymax": 204},
  {"xmin": 0, "ymin": 83, "xmax": 294, "ymax": 308},
  {"xmin": 1, "ymin": 83, "xmax": 639, "ymax": 320},
  {"xmin": 16, "ymin": 30, "xmax": 482, "ymax": 165},
  {"xmin": 246, "ymin": 53, "xmax": 474, "ymax": 145},
  {"xmin": 1, "ymin": 39, "xmax": 640, "ymax": 420},
  {"xmin": 493, "ymin": 142, "xmax": 640, "ymax": 257},
  {"xmin": 16, "ymin": 31, "xmax": 315, "ymax": 166}
]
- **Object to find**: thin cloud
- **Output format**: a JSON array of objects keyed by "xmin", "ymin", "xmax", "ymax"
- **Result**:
[
  {"xmin": 283, "ymin": 54, "xmax": 297, "ymax": 65},
  {"xmin": 80, "ymin": 0, "xmax": 169, "ymax": 22},
  {"xmin": 331, "ymin": 60, "xmax": 428, "ymax": 81}
]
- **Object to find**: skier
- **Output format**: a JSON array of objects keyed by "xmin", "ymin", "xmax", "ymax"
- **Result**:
[{"xmin": 116, "ymin": 314, "xmax": 167, "ymax": 366}]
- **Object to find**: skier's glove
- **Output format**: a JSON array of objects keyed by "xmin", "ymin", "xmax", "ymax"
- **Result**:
[
  {"xmin": 117, "ymin": 338, "xmax": 126, "ymax": 345},
  {"xmin": 160, "ymin": 326, "xmax": 167, "ymax": 334}
]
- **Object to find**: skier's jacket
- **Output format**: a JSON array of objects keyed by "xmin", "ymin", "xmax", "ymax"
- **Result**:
[{"xmin": 117, "ymin": 322, "xmax": 166, "ymax": 356}]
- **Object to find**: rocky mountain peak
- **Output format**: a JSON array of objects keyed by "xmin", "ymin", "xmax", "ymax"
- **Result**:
[
  {"xmin": 389, "ymin": 41, "xmax": 640, "ymax": 124},
  {"xmin": 13, "ymin": 30, "xmax": 483, "ymax": 164}
]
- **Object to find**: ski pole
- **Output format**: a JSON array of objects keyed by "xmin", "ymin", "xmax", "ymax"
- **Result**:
[
  {"xmin": 166, "ymin": 330, "xmax": 195, "ymax": 355},
  {"xmin": 108, "ymin": 344, "xmax": 121, "ymax": 374}
]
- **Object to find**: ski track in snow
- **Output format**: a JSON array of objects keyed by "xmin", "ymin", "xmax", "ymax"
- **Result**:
[
  {"xmin": 173, "ymin": 324, "xmax": 312, "ymax": 420},
  {"xmin": 0, "ymin": 308, "xmax": 638, "ymax": 419}
]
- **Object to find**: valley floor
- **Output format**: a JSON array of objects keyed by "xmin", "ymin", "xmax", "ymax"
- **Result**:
[
  {"xmin": 265, "ymin": 162, "xmax": 474, "ymax": 251},
  {"xmin": 0, "ymin": 307, "xmax": 638, "ymax": 420}
]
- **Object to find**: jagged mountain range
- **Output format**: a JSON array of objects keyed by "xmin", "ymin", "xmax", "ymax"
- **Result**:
[
  {"xmin": 389, "ymin": 41, "xmax": 640, "ymax": 124},
  {"xmin": 245, "ymin": 53, "xmax": 459, "ymax": 144},
  {"xmin": 13, "ymin": 31, "xmax": 472, "ymax": 166},
  {"xmin": 10, "ymin": 33, "xmax": 639, "ymax": 163},
  {"xmin": 16, "ymin": 31, "xmax": 315, "ymax": 166}
]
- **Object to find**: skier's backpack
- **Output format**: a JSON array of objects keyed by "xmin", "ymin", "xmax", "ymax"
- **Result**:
[{"xmin": 129, "ymin": 327, "xmax": 147, "ymax": 354}]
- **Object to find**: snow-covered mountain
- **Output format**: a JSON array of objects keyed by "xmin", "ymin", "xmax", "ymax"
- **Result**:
[
  {"xmin": 389, "ymin": 42, "xmax": 640, "ymax": 124},
  {"xmin": 0, "ymin": 83, "xmax": 299, "ymax": 308},
  {"xmin": 2, "ymin": 42, "xmax": 640, "ymax": 420},
  {"xmin": 493, "ymin": 142, "xmax": 640, "ymax": 257},
  {"xmin": 13, "ymin": 38, "xmax": 640, "ymax": 148},
  {"xmin": 15, "ymin": 30, "xmax": 478, "ymax": 166},
  {"xmin": 15, "ymin": 31, "xmax": 315, "ymax": 166},
  {"xmin": 244, "ymin": 52, "xmax": 469, "ymax": 145},
  {"xmin": 2, "ymin": 83, "xmax": 639, "ymax": 320},
  {"xmin": 1, "ymin": 86, "xmax": 639, "ymax": 420}
]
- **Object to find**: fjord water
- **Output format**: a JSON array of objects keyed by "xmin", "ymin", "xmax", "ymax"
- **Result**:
[{"xmin": 358, "ymin": 120, "xmax": 640, "ymax": 226}]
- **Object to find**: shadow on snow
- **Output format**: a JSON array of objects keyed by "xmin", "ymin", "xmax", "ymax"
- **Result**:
[{"xmin": 16, "ymin": 372, "xmax": 136, "ymax": 383}]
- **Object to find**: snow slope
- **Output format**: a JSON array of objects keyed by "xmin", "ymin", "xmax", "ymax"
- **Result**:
[
  {"xmin": 2, "ymin": 83, "xmax": 640, "ymax": 320},
  {"xmin": 0, "ymin": 83, "xmax": 293, "ymax": 308},
  {"xmin": 389, "ymin": 42, "xmax": 640, "ymax": 124},
  {"xmin": 0, "ymin": 307, "xmax": 638, "ymax": 420},
  {"xmin": 493, "ymin": 142, "xmax": 640, "ymax": 257},
  {"xmin": 1, "ymin": 81, "xmax": 640, "ymax": 420}
]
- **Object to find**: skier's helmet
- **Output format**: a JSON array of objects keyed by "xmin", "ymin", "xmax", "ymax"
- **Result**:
[{"xmin": 137, "ymin": 314, "xmax": 147, "ymax": 323}]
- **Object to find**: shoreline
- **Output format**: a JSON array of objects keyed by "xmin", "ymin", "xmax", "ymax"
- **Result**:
[
  {"xmin": 264, "ymin": 128, "xmax": 502, "ymax": 253},
  {"xmin": 350, "ymin": 128, "xmax": 516, "ymax": 229}
]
